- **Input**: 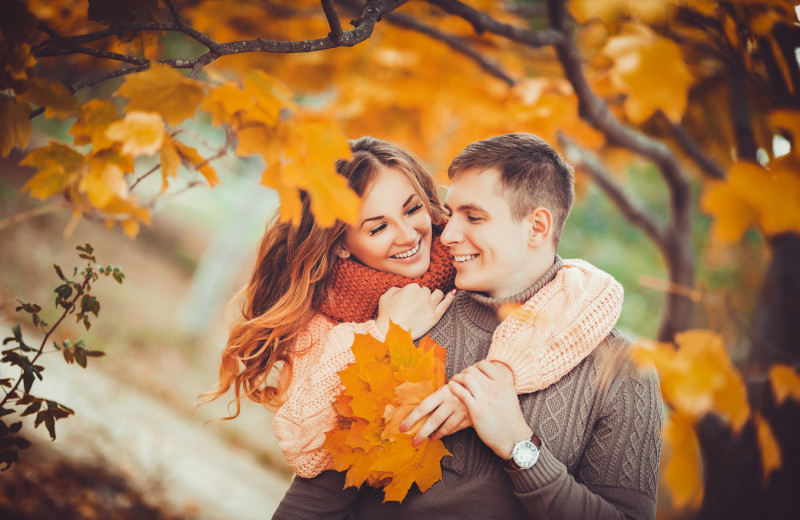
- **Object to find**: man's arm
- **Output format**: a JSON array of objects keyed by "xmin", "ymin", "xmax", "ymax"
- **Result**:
[
  {"xmin": 448, "ymin": 359, "xmax": 662, "ymax": 520},
  {"xmin": 272, "ymin": 470, "xmax": 358, "ymax": 520}
]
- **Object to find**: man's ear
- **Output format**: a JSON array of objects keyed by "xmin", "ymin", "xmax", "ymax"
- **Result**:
[
  {"xmin": 334, "ymin": 242, "xmax": 351, "ymax": 259},
  {"xmin": 527, "ymin": 208, "xmax": 552, "ymax": 248}
]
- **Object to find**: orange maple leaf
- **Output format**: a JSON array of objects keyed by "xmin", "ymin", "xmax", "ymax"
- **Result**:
[{"xmin": 323, "ymin": 322, "xmax": 452, "ymax": 503}]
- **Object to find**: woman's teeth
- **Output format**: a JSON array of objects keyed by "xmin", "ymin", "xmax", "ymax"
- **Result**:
[{"xmin": 392, "ymin": 241, "xmax": 420, "ymax": 259}]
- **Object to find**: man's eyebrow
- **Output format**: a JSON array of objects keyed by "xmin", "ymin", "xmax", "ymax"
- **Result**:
[{"xmin": 448, "ymin": 203, "xmax": 487, "ymax": 213}]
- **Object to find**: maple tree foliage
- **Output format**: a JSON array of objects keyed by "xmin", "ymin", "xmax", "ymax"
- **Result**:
[
  {"xmin": 323, "ymin": 322, "xmax": 452, "ymax": 502},
  {"xmin": 2, "ymin": 0, "xmax": 800, "ymax": 516}
]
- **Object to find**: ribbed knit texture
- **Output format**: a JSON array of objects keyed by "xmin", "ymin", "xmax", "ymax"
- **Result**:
[
  {"xmin": 318, "ymin": 237, "xmax": 456, "ymax": 323},
  {"xmin": 272, "ymin": 267, "xmax": 663, "ymax": 520},
  {"xmin": 274, "ymin": 257, "xmax": 624, "ymax": 479}
]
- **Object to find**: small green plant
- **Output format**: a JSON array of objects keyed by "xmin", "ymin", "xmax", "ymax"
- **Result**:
[{"xmin": 0, "ymin": 243, "xmax": 124, "ymax": 470}]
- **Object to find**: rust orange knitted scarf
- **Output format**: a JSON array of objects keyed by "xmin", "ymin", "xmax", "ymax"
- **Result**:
[{"xmin": 319, "ymin": 236, "xmax": 456, "ymax": 323}]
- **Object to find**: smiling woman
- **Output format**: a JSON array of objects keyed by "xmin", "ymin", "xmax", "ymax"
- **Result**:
[{"xmin": 336, "ymin": 167, "xmax": 433, "ymax": 279}]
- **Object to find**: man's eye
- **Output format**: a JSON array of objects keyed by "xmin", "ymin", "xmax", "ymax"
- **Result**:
[
  {"xmin": 407, "ymin": 204, "xmax": 423, "ymax": 215},
  {"xmin": 467, "ymin": 215, "xmax": 483, "ymax": 223},
  {"xmin": 369, "ymin": 223, "xmax": 387, "ymax": 236}
]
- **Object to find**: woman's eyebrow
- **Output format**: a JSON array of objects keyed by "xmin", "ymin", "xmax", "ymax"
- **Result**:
[{"xmin": 401, "ymin": 194, "xmax": 416, "ymax": 207}]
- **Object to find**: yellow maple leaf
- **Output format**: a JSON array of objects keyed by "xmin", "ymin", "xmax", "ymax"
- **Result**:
[
  {"xmin": 201, "ymin": 81, "xmax": 255, "ymax": 128},
  {"xmin": 70, "ymin": 99, "xmax": 121, "ymax": 150},
  {"xmin": 663, "ymin": 411, "xmax": 704, "ymax": 510},
  {"xmin": 603, "ymin": 24, "xmax": 692, "ymax": 124},
  {"xmin": 323, "ymin": 322, "xmax": 452, "ymax": 502},
  {"xmin": 701, "ymin": 159, "xmax": 800, "ymax": 242},
  {"xmin": 632, "ymin": 329, "xmax": 749, "ymax": 431},
  {"xmin": 770, "ymin": 364, "xmax": 800, "ymax": 406},
  {"xmin": 18, "ymin": 77, "xmax": 81, "ymax": 119},
  {"xmin": 754, "ymin": 414, "xmax": 782, "ymax": 481},
  {"xmin": 0, "ymin": 95, "xmax": 32, "ymax": 157},
  {"xmin": 114, "ymin": 64, "xmax": 205, "ymax": 126},
  {"xmin": 569, "ymin": 0, "xmax": 673, "ymax": 24},
  {"xmin": 159, "ymin": 135, "xmax": 181, "ymax": 190},
  {"xmin": 81, "ymin": 149, "xmax": 134, "ymax": 208},
  {"xmin": 173, "ymin": 141, "xmax": 220, "ymax": 187},
  {"xmin": 104, "ymin": 111, "xmax": 165, "ymax": 156},
  {"xmin": 20, "ymin": 142, "xmax": 86, "ymax": 200}
]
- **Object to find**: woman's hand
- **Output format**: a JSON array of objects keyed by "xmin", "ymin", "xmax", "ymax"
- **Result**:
[
  {"xmin": 447, "ymin": 360, "xmax": 532, "ymax": 459},
  {"xmin": 375, "ymin": 284, "xmax": 455, "ymax": 340}
]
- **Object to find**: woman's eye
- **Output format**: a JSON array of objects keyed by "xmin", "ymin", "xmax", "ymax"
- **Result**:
[
  {"xmin": 369, "ymin": 223, "xmax": 387, "ymax": 236},
  {"xmin": 407, "ymin": 204, "xmax": 423, "ymax": 215}
]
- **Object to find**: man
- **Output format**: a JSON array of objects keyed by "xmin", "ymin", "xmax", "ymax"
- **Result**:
[{"xmin": 273, "ymin": 133, "xmax": 663, "ymax": 519}]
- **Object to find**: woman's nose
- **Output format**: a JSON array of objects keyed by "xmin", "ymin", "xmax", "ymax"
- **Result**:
[{"xmin": 397, "ymin": 221, "xmax": 417, "ymax": 244}]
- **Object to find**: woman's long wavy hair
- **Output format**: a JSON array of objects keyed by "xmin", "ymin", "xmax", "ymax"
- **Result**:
[{"xmin": 201, "ymin": 137, "xmax": 447, "ymax": 418}]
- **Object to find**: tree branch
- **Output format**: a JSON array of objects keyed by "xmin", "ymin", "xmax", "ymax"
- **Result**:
[
  {"xmin": 558, "ymin": 133, "xmax": 667, "ymax": 247},
  {"xmin": 163, "ymin": 0, "xmax": 182, "ymax": 23},
  {"xmin": 35, "ymin": 45, "xmax": 147, "ymax": 65},
  {"xmin": 322, "ymin": 0, "xmax": 344, "ymax": 44},
  {"xmin": 426, "ymin": 0, "xmax": 564, "ymax": 47},
  {"xmin": 668, "ymin": 119, "xmax": 726, "ymax": 179}
]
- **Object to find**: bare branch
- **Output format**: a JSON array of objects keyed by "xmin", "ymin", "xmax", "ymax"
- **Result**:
[
  {"xmin": 322, "ymin": 0, "xmax": 344, "ymax": 44},
  {"xmin": 163, "ymin": 0, "xmax": 182, "ymax": 23},
  {"xmin": 130, "ymin": 164, "xmax": 161, "ymax": 191},
  {"xmin": 426, "ymin": 0, "xmax": 564, "ymax": 48},
  {"xmin": 35, "ymin": 45, "xmax": 147, "ymax": 65},
  {"xmin": 69, "ymin": 64, "xmax": 150, "ymax": 93},
  {"xmin": 558, "ymin": 133, "xmax": 667, "ymax": 247},
  {"xmin": 668, "ymin": 119, "xmax": 726, "ymax": 180}
]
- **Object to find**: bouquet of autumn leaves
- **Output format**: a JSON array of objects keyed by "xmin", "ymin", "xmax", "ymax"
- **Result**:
[{"xmin": 322, "ymin": 322, "xmax": 453, "ymax": 502}]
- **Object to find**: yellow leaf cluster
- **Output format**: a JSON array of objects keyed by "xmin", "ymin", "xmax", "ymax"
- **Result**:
[
  {"xmin": 203, "ymin": 70, "xmax": 357, "ymax": 226},
  {"xmin": 601, "ymin": 24, "xmax": 692, "ymax": 124},
  {"xmin": 754, "ymin": 414, "xmax": 782, "ymax": 480},
  {"xmin": 701, "ymin": 157, "xmax": 800, "ymax": 243},
  {"xmin": 662, "ymin": 411, "xmax": 704, "ymax": 510},
  {"xmin": 633, "ymin": 330, "xmax": 750, "ymax": 430},
  {"xmin": 323, "ymin": 323, "xmax": 452, "ymax": 503},
  {"xmin": 569, "ymin": 0, "xmax": 674, "ymax": 25},
  {"xmin": 115, "ymin": 64, "xmax": 205, "ymax": 126}
]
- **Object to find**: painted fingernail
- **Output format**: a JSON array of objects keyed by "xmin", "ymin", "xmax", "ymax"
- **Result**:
[
  {"xmin": 412, "ymin": 438, "xmax": 421, "ymax": 447},
  {"xmin": 449, "ymin": 289, "xmax": 457, "ymax": 296}
]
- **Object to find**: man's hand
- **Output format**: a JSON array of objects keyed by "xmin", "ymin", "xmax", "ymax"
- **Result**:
[
  {"xmin": 399, "ymin": 383, "xmax": 472, "ymax": 446},
  {"xmin": 375, "ymin": 284, "xmax": 455, "ymax": 340},
  {"xmin": 447, "ymin": 360, "xmax": 532, "ymax": 459}
]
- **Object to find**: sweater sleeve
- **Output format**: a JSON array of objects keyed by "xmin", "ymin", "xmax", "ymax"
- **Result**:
[
  {"xmin": 272, "ymin": 470, "xmax": 357, "ymax": 520},
  {"xmin": 272, "ymin": 315, "xmax": 385, "ymax": 478},
  {"xmin": 487, "ymin": 259, "xmax": 624, "ymax": 393},
  {"xmin": 507, "ymin": 352, "xmax": 663, "ymax": 520}
]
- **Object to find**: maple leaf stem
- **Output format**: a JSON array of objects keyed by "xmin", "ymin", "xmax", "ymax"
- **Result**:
[{"xmin": 130, "ymin": 164, "xmax": 161, "ymax": 191}]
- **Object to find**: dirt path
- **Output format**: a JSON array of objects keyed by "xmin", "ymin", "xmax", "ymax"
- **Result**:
[{"xmin": 10, "ymin": 347, "xmax": 292, "ymax": 519}]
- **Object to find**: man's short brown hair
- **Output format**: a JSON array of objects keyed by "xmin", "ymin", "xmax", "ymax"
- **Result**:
[{"xmin": 448, "ymin": 133, "xmax": 575, "ymax": 249}]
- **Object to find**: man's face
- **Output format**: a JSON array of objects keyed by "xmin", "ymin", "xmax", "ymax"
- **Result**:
[{"xmin": 441, "ymin": 168, "xmax": 534, "ymax": 299}]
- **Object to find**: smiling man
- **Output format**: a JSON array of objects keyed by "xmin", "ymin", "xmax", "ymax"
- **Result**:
[{"xmin": 273, "ymin": 133, "xmax": 663, "ymax": 520}]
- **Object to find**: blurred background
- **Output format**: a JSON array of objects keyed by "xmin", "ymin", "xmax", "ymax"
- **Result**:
[{"xmin": 2, "ymin": 0, "xmax": 799, "ymax": 518}]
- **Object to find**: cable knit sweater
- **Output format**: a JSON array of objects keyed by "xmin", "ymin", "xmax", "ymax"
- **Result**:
[
  {"xmin": 272, "ymin": 261, "xmax": 663, "ymax": 520},
  {"xmin": 273, "ymin": 256, "xmax": 625, "ymax": 478}
]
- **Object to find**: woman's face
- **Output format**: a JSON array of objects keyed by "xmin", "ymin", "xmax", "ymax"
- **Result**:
[{"xmin": 339, "ymin": 167, "xmax": 433, "ymax": 278}]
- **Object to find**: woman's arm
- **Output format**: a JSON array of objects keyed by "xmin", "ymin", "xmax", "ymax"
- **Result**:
[
  {"xmin": 273, "ymin": 315, "xmax": 384, "ymax": 478},
  {"xmin": 488, "ymin": 259, "xmax": 623, "ymax": 392}
]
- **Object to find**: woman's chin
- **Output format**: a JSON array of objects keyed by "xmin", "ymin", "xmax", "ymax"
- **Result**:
[{"xmin": 388, "ymin": 258, "xmax": 430, "ymax": 278}]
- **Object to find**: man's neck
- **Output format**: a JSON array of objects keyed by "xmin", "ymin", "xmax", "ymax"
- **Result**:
[{"xmin": 487, "ymin": 250, "xmax": 557, "ymax": 300}]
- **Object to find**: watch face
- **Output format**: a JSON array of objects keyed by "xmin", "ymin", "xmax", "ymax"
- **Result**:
[{"xmin": 512, "ymin": 441, "xmax": 540, "ymax": 469}]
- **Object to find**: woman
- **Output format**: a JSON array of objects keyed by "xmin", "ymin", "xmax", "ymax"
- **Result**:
[{"xmin": 203, "ymin": 137, "xmax": 622, "ymax": 478}]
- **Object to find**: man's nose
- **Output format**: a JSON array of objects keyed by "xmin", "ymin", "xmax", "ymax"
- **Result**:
[{"xmin": 440, "ymin": 218, "xmax": 461, "ymax": 245}]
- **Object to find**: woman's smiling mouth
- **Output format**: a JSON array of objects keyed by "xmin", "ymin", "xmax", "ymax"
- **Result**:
[{"xmin": 391, "ymin": 240, "xmax": 421, "ymax": 259}]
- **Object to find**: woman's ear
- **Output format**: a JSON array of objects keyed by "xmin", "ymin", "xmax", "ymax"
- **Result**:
[
  {"xmin": 528, "ymin": 207, "xmax": 552, "ymax": 248},
  {"xmin": 334, "ymin": 242, "xmax": 351, "ymax": 259}
]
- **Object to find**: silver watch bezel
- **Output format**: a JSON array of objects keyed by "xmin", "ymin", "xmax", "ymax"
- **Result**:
[{"xmin": 510, "ymin": 438, "xmax": 540, "ymax": 469}]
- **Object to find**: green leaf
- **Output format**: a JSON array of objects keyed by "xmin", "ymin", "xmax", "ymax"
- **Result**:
[
  {"xmin": 54, "ymin": 264, "xmax": 66, "ymax": 281},
  {"xmin": 9, "ymin": 422, "xmax": 21, "ymax": 434},
  {"xmin": 22, "ymin": 370, "xmax": 34, "ymax": 394},
  {"xmin": 87, "ymin": 350, "xmax": 105, "ymax": 358},
  {"xmin": 0, "ymin": 379, "xmax": 12, "ymax": 388},
  {"xmin": 44, "ymin": 413, "xmax": 56, "ymax": 440},
  {"xmin": 63, "ymin": 348, "xmax": 74, "ymax": 364},
  {"xmin": 55, "ymin": 283, "xmax": 73, "ymax": 307}
]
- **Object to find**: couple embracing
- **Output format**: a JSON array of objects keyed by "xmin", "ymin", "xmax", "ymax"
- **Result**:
[{"xmin": 205, "ymin": 133, "xmax": 663, "ymax": 519}]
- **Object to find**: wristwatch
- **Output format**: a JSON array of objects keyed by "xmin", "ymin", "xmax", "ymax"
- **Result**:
[{"xmin": 503, "ymin": 433, "xmax": 542, "ymax": 471}]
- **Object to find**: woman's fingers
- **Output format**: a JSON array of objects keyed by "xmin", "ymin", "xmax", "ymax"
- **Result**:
[
  {"xmin": 435, "ymin": 289, "xmax": 456, "ymax": 317},
  {"xmin": 399, "ymin": 387, "xmax": 446, "ymax": 432}
]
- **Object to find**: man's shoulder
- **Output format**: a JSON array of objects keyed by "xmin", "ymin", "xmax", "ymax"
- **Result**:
[{"xmin": 584, "ymin": 328, "xmax": 660, "ymax": 392}]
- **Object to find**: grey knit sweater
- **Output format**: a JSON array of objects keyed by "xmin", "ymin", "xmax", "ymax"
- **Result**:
[{"xmin": 273, "ymin": 260, "xmax": 663, "ymax": 519}]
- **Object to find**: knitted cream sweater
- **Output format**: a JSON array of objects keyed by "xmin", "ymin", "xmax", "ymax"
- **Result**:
[{"xmin": 273, "ymin": 257, "xmax": 624, "ymax": 477}]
